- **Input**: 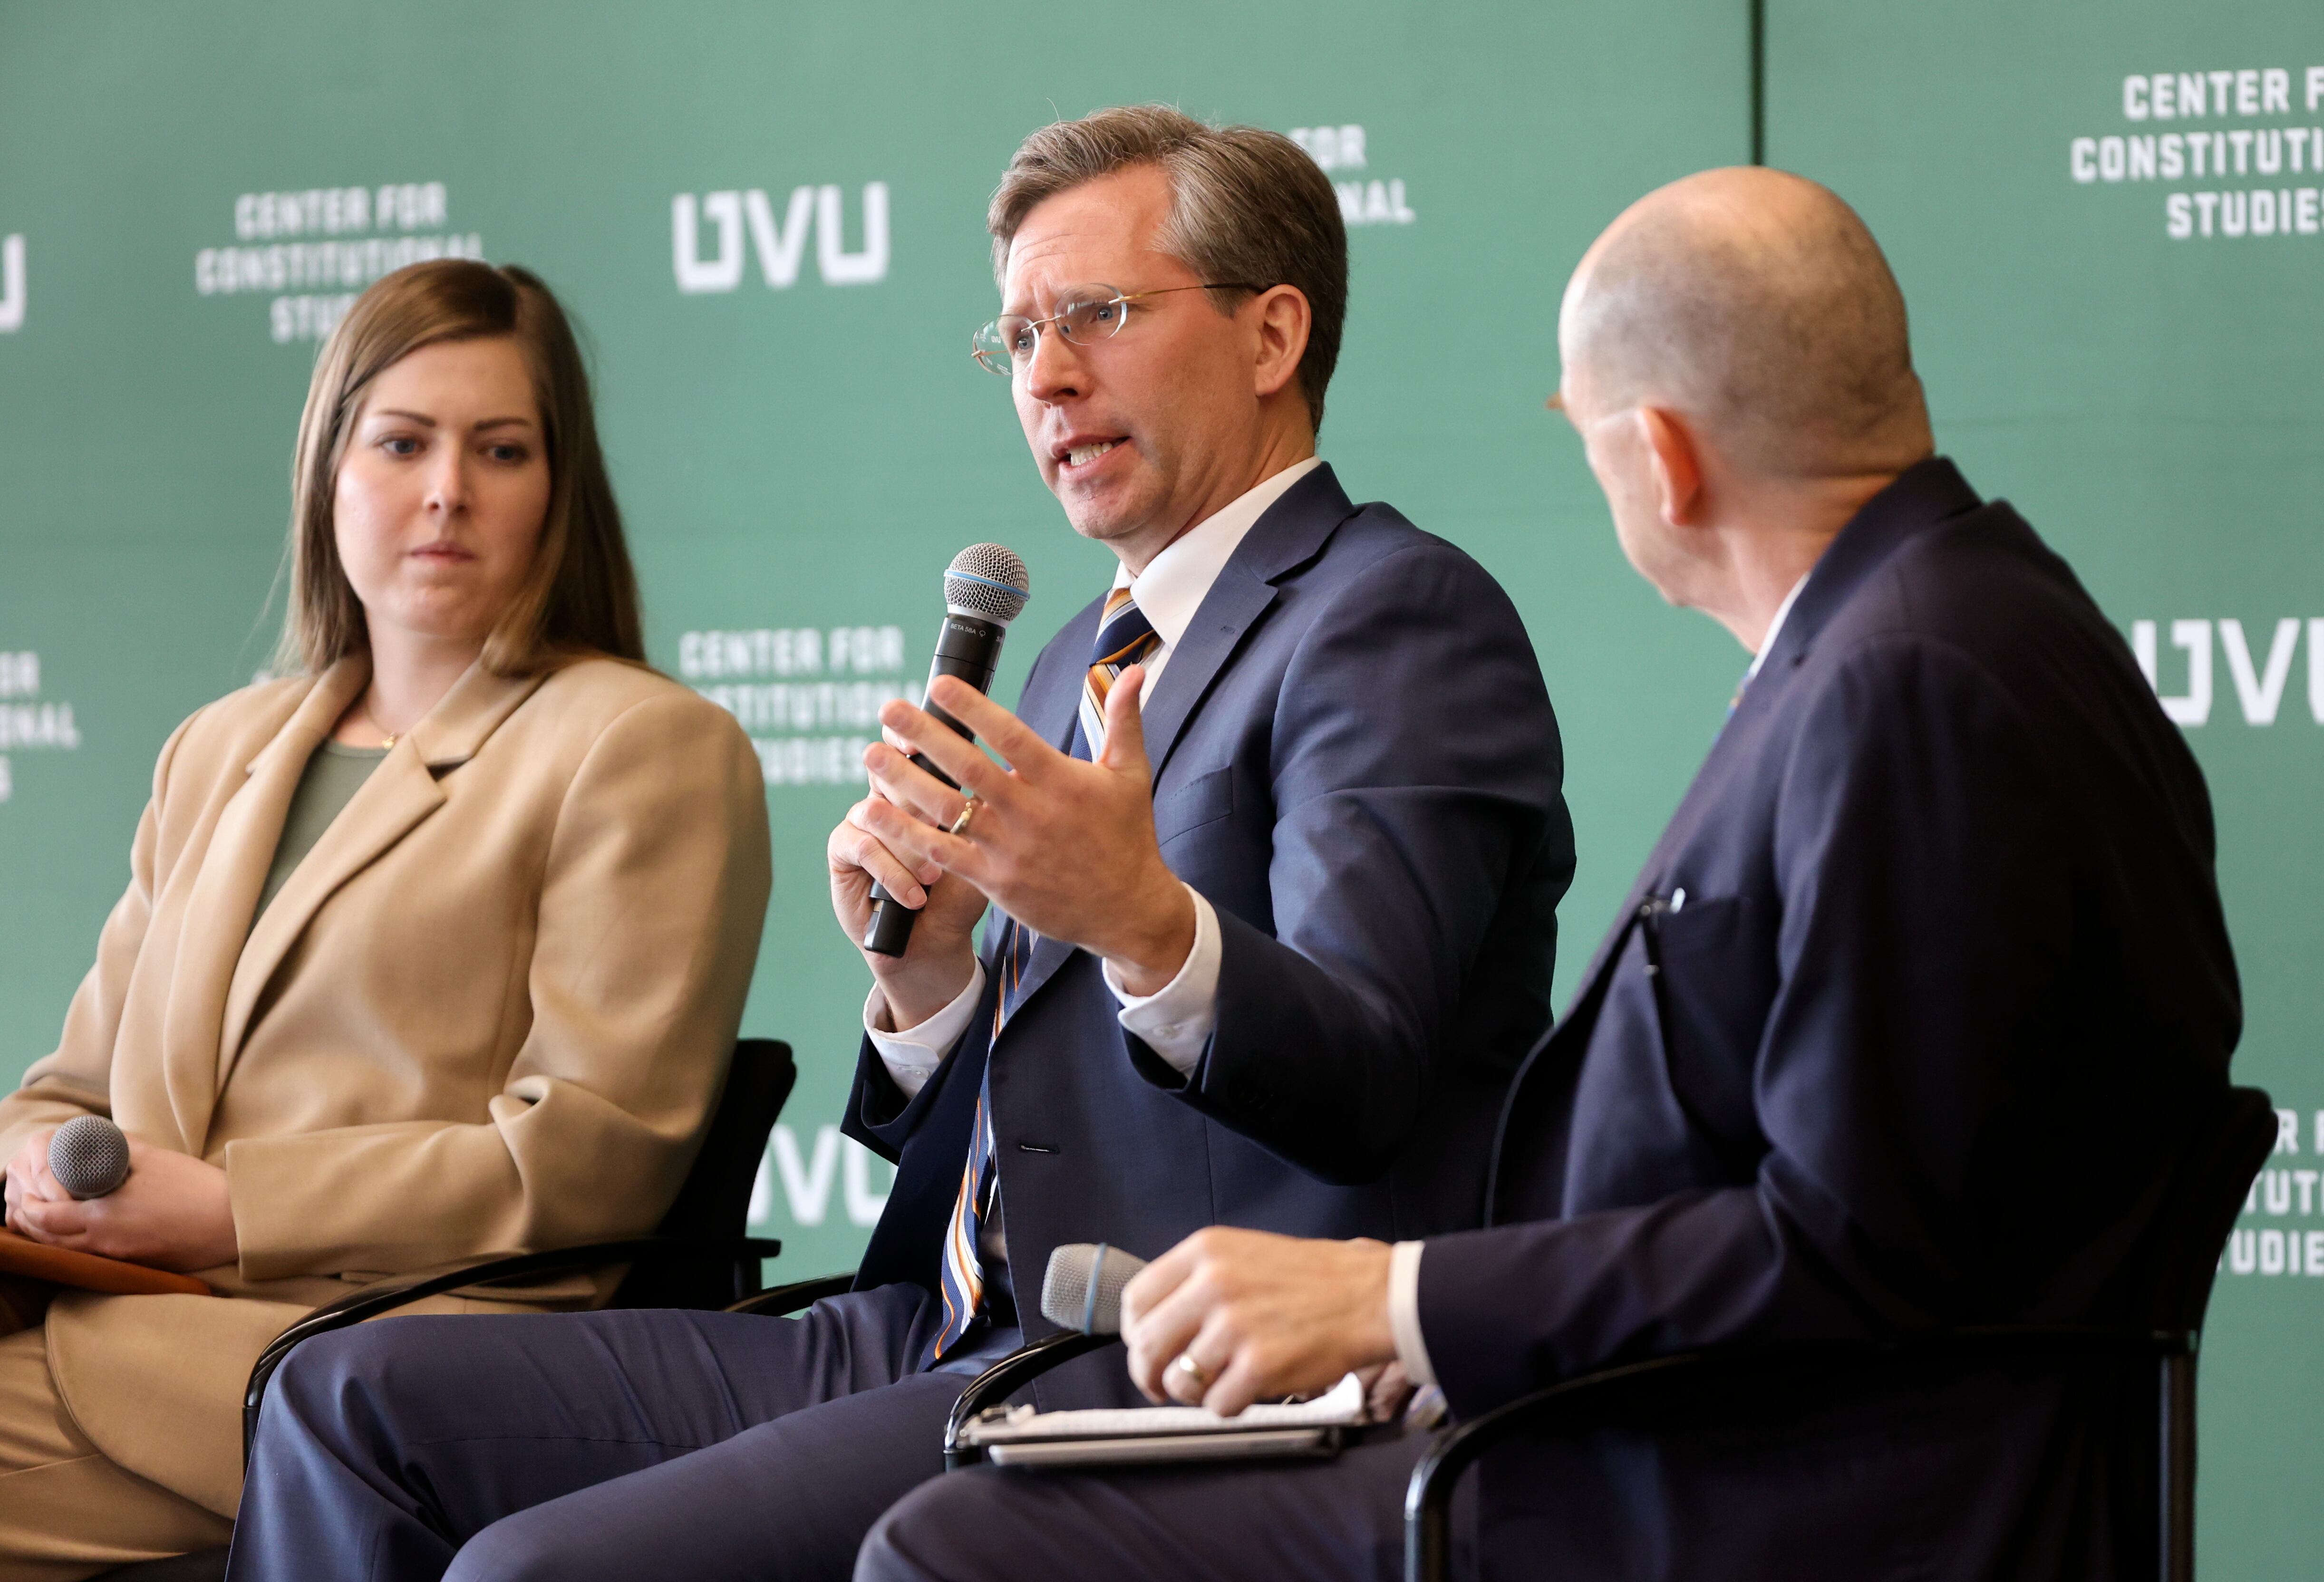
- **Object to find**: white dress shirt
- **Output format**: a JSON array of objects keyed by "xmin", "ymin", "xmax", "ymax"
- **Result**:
[
  {"xmin": 863, "ymin": 454, "xmax": 1326, "ymax": 1096},
  {"xmin": 1384, "ymin": 569, "xmax": 1815, "ymax": 1388}
]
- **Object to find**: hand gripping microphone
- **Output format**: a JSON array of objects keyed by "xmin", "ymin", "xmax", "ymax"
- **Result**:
[
  {"xmin": 48, "ymin": 1115, "xmax": 132, "ymax": 1200},
  {"xmin": 1040, "ymin": 1242, "xmax": 1150, "ymax": 1335},
  {"xmin": 862, "ymin": 543, "xmax": 1033, "ymax": 957}
]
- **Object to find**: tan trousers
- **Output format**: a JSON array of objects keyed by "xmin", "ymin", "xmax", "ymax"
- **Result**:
[{"xmin": 0, "ymin": 1285, "xmax": 232, "ymax": 1582}]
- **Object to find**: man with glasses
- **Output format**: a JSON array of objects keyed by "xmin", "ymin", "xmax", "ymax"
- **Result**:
[{"xmin": 228, "ymin": 104, "xmax": 1574, "ymax": 1582}]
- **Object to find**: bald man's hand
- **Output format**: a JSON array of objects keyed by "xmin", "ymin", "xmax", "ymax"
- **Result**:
[
  {"xmin": 1119, "ymin": 1228, "xmax": 1399, "ymax": 1417},
  {"xmin": 859, "ymin": 669, "xmax": 1197, "ymax": 996}
]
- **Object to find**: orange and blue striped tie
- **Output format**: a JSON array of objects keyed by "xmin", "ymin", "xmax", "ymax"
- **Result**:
[
  {"xmin": 1076, "ymin": 587, "xmax": 1161, "ymax": 759},
  {"xmin": 927, "ymin": 588, "xmax": 1164, "ymax": 1362}
]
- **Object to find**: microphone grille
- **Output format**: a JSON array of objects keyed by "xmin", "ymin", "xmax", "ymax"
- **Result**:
[
  {"xmin": 49, "ymin": 1115, "xmax": 131, "ymax": 1201},
  {"xmin": 944, "ymin": 543, "xmax": 1032, "ymax": 626},
  {"xmin": 1040, "ymin": 1242, "xmax": 1148, "ymax": 1335}
]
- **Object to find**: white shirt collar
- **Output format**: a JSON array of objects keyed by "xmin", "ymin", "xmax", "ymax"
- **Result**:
[
  {"xmin": 1112, "ymin": 456, "xmax": 1325, "ymax": 649},
  {"xmin": 1746, "ymin": 574, "xmax": 1811, "ymax": 683}
]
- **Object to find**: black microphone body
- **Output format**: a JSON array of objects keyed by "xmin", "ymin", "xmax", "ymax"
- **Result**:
[
  {"xmin": 862, "ymin": 543, "xmax": 1031, "ymax": 957},
  {"xmin": 863, "ymin": 610, "xmax": 1007, "ymax": 955}
]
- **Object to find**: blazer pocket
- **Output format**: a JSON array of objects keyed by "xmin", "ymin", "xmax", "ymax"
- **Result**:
[
  {"xmin": 1646, "ymin": 894, "xmax": 1775, "ymax": 1171},
  {"xmin": 1152, "ymin": 767, "xmax": 1234, "ymax": 846}
]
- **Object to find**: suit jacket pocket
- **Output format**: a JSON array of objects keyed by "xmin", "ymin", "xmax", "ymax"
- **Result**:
[
  {"xmin": 1153, "ymin": 767, "xmax": 1234, "ymax": 846},
  {"xmin": 1646, "ymin": 895, "xmax": 1774, "ymax": 1174}
]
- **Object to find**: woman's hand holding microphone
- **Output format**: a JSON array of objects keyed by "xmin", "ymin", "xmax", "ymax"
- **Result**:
[{"xmin": 3, "ymin": 1125, "xmax": 238, "ymax": 1272}]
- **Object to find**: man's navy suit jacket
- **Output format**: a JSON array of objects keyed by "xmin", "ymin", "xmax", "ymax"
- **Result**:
[
  {"xmin": 1418, "ymin": 459, "xmax": 2240, "ymax": 1580},
  {"xmin": 842, "ymin": 464, "xmax": 1576, "ymax": 1408}
]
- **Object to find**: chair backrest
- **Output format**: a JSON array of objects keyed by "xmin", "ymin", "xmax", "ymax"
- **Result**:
[
  {"xmin": 610, "ymin": 1037, "xmax": 795, "ymax": 1307},
  {"xmin": 2139, "ymin": 1083, "xmax": 2278, "ymax": 1334},
  {"xmin": 655, "ymin": 1037, "xmax": 797, "ymax": 1240}
]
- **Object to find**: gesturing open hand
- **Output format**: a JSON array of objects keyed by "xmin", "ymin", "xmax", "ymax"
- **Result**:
[{"xmin": 855, "ymin": 666, "xmax": 1196, "ymax": 996}]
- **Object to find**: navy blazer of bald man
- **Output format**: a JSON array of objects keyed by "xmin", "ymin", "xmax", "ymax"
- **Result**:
[
  {"xmin": 842, "ymin": 463, "xmax": 1575, "ymax": 1409},
  {"xmin": 1414, "ymin": 458, "xmax": 2241, "ymax": 1580}
]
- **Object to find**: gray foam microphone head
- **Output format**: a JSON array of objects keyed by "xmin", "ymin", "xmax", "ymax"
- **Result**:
[
  {"xmin": 943, "ymin": 543, "xmax": 1031, "ymax": 626},
  {"xmin": 1041, "ymin": 1243, "xmax": 1149, "ymax": 1335},
  {"xmin": 49, "ymin": 1115, "xmax": 131, "ymax": 1200}
]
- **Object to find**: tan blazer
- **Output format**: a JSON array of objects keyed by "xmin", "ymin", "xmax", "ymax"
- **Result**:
[{"xmin": 0, "ymin": 654, "xmax": 772, "ymax": 1516}]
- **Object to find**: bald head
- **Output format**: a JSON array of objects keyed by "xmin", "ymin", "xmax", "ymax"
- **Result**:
[{"xmin": 1562, "ymin": 168, "xmax": 1932, "ymax": 477}]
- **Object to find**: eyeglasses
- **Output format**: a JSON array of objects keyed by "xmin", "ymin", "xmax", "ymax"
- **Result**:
[{"xmin": 971, "ymin": 282, "xmax": 1267, "ymax": 376}]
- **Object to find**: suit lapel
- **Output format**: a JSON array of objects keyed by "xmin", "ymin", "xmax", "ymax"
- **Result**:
[
  {"xmin": 1139, "ymin": 464, "xmax": 1352, "ymax": 781},
  {"xmin": 159, "ymin": 661, "xmax": 367, "ymax": 1150},
  {"xmin": 213, "ymin": 660, "xmax": 548, "ymax": 1094},
  {"xmin": 1135, "ymin": 570, "xmax": 1276, "ymax": 783},
  {"xmin": 1027, "ymin": 597, "xmax": 1100, "ymax": 755},
  {"xmin": 997, "ymin": 610, "xmax": 1103, "ymax": 1017}
]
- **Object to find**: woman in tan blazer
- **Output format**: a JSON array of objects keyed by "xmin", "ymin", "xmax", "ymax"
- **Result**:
[{"xmin": 0, "ymin": 260, "xmax": 771, "ymax": 1576}]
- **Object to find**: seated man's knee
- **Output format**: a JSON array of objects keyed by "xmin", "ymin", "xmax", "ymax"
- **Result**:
[
  {"xmin": 443, "ymin": 1516, "xmax": 579, "ymax": 1582},
  {"xmin": 858, "ymin": 1471, "xmax": 1015, "ymax": 1582},
  {"xmin": 262, "ymin": 1315, "xmax": 457, "ymax": 1445}
]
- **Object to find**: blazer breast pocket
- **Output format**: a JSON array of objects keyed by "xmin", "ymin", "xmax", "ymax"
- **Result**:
[
  {"xmin": 1646, "ymin": 894, "xmax": 1776, "ymax": 1170},
  {"xmin": 1152, "ymin": 767, "xmax": 1234, "ymax": 847}
]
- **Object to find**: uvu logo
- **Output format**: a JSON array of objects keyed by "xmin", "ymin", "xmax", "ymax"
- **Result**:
[
  {"xmin": 2132, "ymin": 617, "xmax": 2324, "ymax": 725},
  {"xmin": 671, "ymin": 183, "xmax": 890, "ymax": 292},
  {"xmin": 0, "ymin": 234, "xmax": 22, "ymax": 333}
]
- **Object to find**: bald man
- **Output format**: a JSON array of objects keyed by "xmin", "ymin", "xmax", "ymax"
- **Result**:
[{"xmin": 855, "ymin": 168, "xmax": 2241, "ymax": 1582}]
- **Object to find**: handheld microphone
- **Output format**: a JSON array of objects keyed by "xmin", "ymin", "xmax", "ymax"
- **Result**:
[
  {"xmin": 48, "ymin": 1115, "xmax": 131, "ymax": 1200},
  {"xmin": 1040, "ymin": 1242, "xmax": 1149, "ymax": 1335},
  {"xmin": 862, "ymin": 543, "xmax": 1033, "ymax": 957}
]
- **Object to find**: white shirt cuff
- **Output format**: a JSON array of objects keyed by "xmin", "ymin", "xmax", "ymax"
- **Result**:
[
  {"xmin": 1387, "ymin": 1240, "xmax": 1438, "ymax": 1388},
  {"xmin": 863, "ymin": 962, "xmax": 987, "ymax": 1101},
  {"xmin": 1104, "ymin": 885, "xmax": 1221, "ymax": 1077}
]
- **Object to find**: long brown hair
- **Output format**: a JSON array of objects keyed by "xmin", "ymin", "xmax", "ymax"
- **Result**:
[{"xmin": 276, "ymin": 260, "xmax": 645, "ymax": 676}]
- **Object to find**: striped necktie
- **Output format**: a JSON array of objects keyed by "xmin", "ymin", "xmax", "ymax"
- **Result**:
[
  {"xmin": 927, "ymin": 588, "xmax": 1166, "ymax": 1363},
  {"xmin": 1077, "ymin": 587, "xmax": 1162, "ymax": 759}
]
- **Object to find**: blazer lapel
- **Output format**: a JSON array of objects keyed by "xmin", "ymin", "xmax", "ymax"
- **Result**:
[
  {"xmin": 213, "ymin": 660, "xmax": 547, "ymax": 1092},
  {"xmin": 1027, "ymin": 597, "xmax": 1100, "ymax": 755},
  {"xmin": 996, "ymin": 611, "xmax": 1104, "ymax": 1020},
  {"xmin": 1137, "ymin": 463, "xmax": 1354, "ymax": 781},
  {"xmin": 159, "ymin": 660, "xmax": 367, "ymax": 1151},
  {"xmin": 1136, "ymin": 570, "xmax": 1275, "ymax": 783}
]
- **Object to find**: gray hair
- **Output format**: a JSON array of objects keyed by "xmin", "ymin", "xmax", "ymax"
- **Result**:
[{"xmin": 989, "ymin": 104, "xmax": 1347, "ymax": 431}]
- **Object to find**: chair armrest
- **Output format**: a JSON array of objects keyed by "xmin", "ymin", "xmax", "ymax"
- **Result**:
[
  {"xmin": 725, "ymin": 1272, "xmax": 857, "ymax": 1316},
  {"xmin": 242, "ymin": 1236, "xmax": 781, "ymax": 1466},
  {"xmin": 943, "ymin": 1330, "xmax": 1123, "ymax": 1469},
  {"xmin": 1403, "ymin": 1325, "xmax": 2189, "ymax": 1582}
]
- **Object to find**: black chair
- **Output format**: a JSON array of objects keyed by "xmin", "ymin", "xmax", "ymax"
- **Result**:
[
  {"xmin": 100, "ymin": 1036, "xmax": 799, "ymax": 1582},
  {"xmin": 1405, "ymin": 1083, "xmax": 2277, "ymax": 1582}
]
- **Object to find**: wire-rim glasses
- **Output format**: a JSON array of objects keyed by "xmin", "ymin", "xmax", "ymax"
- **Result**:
[{"xmin": 972, "ymin": 282, "xmax": 1266, "ymax": 375}]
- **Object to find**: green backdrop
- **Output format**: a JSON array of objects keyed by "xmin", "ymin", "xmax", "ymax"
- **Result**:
[{"xmin": 0, "ymin": 2, "xmax": 2313, "ymax": 1569}]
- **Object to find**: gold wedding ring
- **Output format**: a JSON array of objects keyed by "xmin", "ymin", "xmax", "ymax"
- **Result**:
[
  {"xmin": 1170, "ymin": 1353, "xmax": 1214, "ymax": 1391},
  {"xmin": 948, "ymin": 798, "xmax": 977, "ymax": 838}
]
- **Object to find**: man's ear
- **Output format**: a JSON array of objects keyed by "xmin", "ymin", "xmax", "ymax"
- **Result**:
[
  {"xmin": 1638, "ymin": 406, "xmax": 1706, "ymax": 528},
  {"xmin": 1249, "ymin": 285, "xmax": 1313, "ymax": 401}
]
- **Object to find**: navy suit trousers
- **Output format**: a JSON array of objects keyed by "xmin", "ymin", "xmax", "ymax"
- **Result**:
[{"xmin": 227, "ymin": 1284, "xmax": 968, "ymax": 1582}]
